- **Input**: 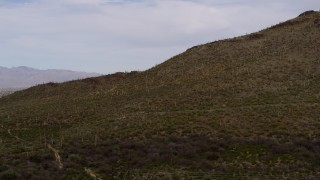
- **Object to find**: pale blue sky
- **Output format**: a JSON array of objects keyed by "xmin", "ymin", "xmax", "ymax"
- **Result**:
[{"xmin": 0, "ymin": 0, "xmax": 319, "ymax": 74}]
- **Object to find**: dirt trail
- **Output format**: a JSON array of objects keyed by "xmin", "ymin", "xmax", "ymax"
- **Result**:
[
  {"xmin": 136, "ymin": 102, "xmax": 319, "ymax": 115},
  {"xmin": 7, "ymin": 129, "xmax": 26, "ymax": 142},
  {"xmin": 84, "ymin": 168, "xmax": 102, "ymax": 180},
  {"xmin": 5, "ymin": 125, "xmax": 64, "ymax": 170},
  {"xmin": 47, "ymin": 143, "xmax": 63, "ymax": 169}
]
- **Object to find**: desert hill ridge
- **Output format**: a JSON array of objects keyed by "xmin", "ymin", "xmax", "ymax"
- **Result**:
[{"xmin": 0, "ymin": 11, "xmax": 319, "ymax": 179}]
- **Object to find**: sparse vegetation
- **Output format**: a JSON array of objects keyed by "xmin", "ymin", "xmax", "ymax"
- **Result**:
[{"xmin": 0, "ymin": 11, "xmax": 320, "ymax": 179}]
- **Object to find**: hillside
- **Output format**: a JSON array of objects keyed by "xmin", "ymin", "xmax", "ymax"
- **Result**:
[
  {"xmin": 0, "ymin": 11, "xmax": 320, "ymax": 179},
  {"xmin": 0, "ymin": 88, "xmax": 22, "ymax": 98},
  {"xmin": 0, "ymin": 66, "xmax": 100, "ymax": 89}
]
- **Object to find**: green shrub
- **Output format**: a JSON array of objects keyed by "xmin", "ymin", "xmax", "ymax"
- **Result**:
[
  {"xmin": 29, "ymin": 154, "xmax": 42, "ymax": 163},
  {"xmin": 0, "ymin": 165, "xmax": 8, "ymax": 173},
  {"xmin": 68, "ymin": 154, "xmax": 82, "ymax": 163},
  {"xmin": 0, "ymin": 169, "xmax": 19, "ymax": 180}
]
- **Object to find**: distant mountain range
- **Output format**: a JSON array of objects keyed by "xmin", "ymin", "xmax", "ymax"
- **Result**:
[{"xmin": 0, "ymin": 66, "xmax": 101, "ymax": 89}]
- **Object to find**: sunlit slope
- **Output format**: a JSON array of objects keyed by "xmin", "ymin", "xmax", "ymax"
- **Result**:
[{"xmin": 0, "ymin": 11, "xmax": 319, "ymax": 179}]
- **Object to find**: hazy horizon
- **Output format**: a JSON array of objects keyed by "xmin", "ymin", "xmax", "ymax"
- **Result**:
[
  {"xmin": 1, "ymin": 0, "xmax": 319, "ymax": 74},
  {"xmin": 0, "ymin": 65, "xmax": 101, "ymax": 74},
  {"xmin": 0, "ymin": 65, "xmax": 100, "ymax": 89}
]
